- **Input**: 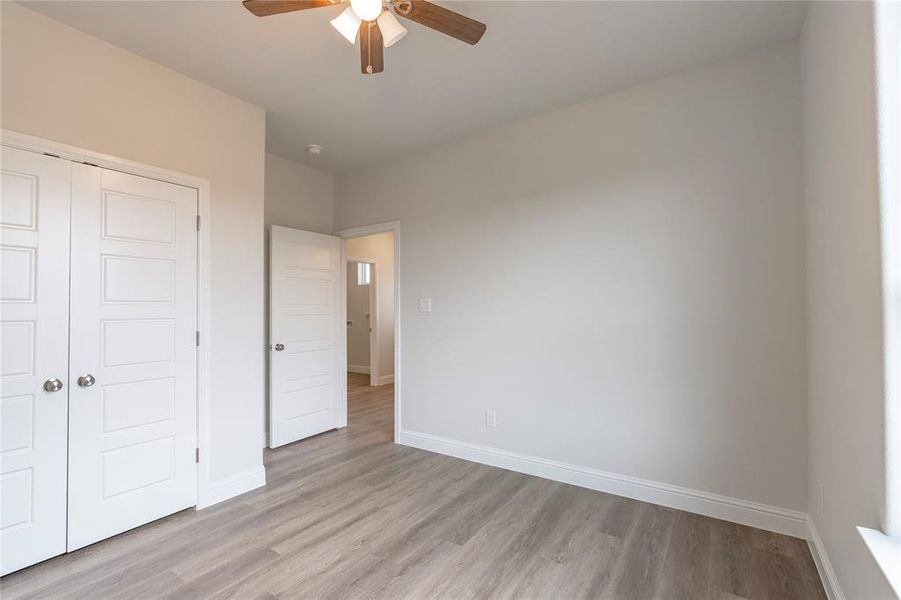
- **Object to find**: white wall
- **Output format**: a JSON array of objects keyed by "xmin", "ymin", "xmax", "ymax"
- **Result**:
[
  {"xmin": 347, "ymin": 262, "xmax": 372, "ymax": 372},
  {"xmin": 265, "ymin": 153, "xmax": 334, "ymax": 235},
  {"xmin": 335, "ymin": 44, "xmax": 807, "ymax": 513},
  {"xmin": 263, "ymin": 152, "xmax": 334, "ymax": 442},
  {"xmin": 801, "ymin": 2, "xmax": 894, "ymax": 598},
  {"xmin": 346, "ymin": 233, "xmax": 395, "ymax": 382},
  {"xmin": 875, "ymin": 0, "xmax": 901, "ymax": 544},
  {"xmin": 1, "ymin": 4, "xmax": 266, "ymax": 491}
]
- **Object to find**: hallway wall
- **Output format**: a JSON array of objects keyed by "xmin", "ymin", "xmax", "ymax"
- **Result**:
[
  {"xmin": 346, "ymin": 233, "xmax": 395, "ymax": 383},
  {"xmin": 347, "ymin": 262, "xmax": 372, "ymax": 373}
]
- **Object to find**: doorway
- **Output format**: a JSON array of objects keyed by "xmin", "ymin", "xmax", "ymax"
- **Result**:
[
  {"xmin": 266, "ymin": 222, "xmax": 399, "ymax": 449},
  {"xmin": 267, "ymin": 222, "xmax": 400, "ymax": 448},
  {"xmin": 338, "ymin": 223, "xmax": 400, "ymax": 441}
]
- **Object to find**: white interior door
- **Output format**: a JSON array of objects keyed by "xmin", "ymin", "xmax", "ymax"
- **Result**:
[
  {"xmin": 270, "ymin": 226, "xmax": 344, "ymax": 448},
  {"xmin": 67, "ymin": 164, "xmax": 198, "ymax": 550},
  {"xmin": 0, "ymin": 147, "xmax": 70, "ymax": 575}
]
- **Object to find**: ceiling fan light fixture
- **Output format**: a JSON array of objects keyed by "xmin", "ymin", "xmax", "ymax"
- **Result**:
[
  {"xmin": 244, "ymin": 0, "xmax": 487, "ymax": 74},
  {"xmin": 330, "ymin": 6, "xmax": 361, "ymax": 44},
  {"xmin": 377, "ymin": 9, "xmax": 407, "ymax": 47},
  {"xmin": 350, "ymin": 0, "xmax": 382, "ymax": 22}
]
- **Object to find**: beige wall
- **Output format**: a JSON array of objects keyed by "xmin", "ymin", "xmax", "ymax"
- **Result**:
[
  {"xmin": 265, "ymin": 153, "xmax": 334, "ymax": 235},
  {"xmin": 336, "ymin": 44, "xmax": 807, "ymax": 513},
  {"xmin": 1, "ymin": 3, "xmax": 266, "ymax": 487},
  {"xmin": 346, "ymin": 233, "xmax": 395, "ymax": 382},
  {"xmin": 801, "ymin": 2, "xmax": 894, "ymax": 597}
]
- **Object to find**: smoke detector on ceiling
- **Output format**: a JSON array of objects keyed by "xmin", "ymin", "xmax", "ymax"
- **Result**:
[{"xmin": 306, "ymin": 144, "xmax": 323, "ymax": 155}]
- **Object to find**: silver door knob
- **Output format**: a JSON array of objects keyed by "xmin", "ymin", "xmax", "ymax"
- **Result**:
[
  {"xmin": 43, "ymin": 378, "xmax": 63, "ymax": 392},
  {"xmin": 77, "ymin": 374, "xmax": 96, "ymax": 388},
  {"xmin": 274, "ymin": 343, "xmax": 285, "ymax": 352}
]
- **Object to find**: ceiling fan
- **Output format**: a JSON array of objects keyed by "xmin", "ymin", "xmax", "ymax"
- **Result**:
[{"xmin": 243, "ymin": 0, "xmax": 487, "ymax": 75}]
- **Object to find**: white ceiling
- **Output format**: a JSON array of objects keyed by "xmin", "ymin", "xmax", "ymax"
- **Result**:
[{"xmin": 23, "ymin": 1, "xmax": 807, "ymax": 174}]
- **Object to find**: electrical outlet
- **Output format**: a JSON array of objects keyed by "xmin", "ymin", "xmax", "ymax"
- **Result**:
[
  {"xmin": 818, "ymin": 480, "xmax": 825, "ymax": 514},
  {"xmin": 485, "ymin": 410, "xmax": 497, "ymax": 428},
  {"xmin": 418, "ymin": 297, "xmax": 432, "ymax": 313}
]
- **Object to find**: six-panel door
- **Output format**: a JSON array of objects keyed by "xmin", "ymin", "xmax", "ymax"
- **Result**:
[
  {"xmin": 0, "ymin": 147, "xmax": 71, "ymax": 575},
  {"xmin": 66, "ymin": 164, "xmax": 198, "ymax": 551}
]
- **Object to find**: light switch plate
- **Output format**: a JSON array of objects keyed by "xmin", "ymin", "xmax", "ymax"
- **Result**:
[{"xmin": 418, "ymin": 297, "xmax": 432, "ymax": 313}]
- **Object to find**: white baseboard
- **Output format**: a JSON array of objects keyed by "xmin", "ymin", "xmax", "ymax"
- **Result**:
[
  {"xmin": 348, "ymin": 364, "xmax": 370, "ymax": 374},
  {"xmin": 808, "ymin": 517, "xmax": 846, "ymax": 600},
  {"xmin": 398, "ymin": 429, "xmax": 808, "ymax": 539},
  {"xmin": 197, "ymin": 466, "xmax": 266, "ymax": 509},
  {"xmin": 377, "ymin": 374, "xmax": 394, "ymax": 385}
]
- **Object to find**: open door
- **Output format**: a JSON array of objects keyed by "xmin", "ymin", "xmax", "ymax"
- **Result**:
[{"xmin": 269, "ymin": 226, "xmax": 345, "ymax": 448}]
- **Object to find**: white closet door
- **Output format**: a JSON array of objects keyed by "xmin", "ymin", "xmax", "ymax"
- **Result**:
[
  {"xmin": 67, "ymin": 164, "xmax": 198, "ymax": 550},
  {"xmin": 0, "ymin": 147, "xmax": 70, "ymax": 575},
  {"xmin": 269, "ymin": 226, "xmax": 344, "ymax": 448}
]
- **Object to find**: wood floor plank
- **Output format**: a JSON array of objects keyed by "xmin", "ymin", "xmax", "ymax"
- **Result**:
[
  {"xmin": 658, "ymin": 511, "xmax": 716, "ymax": 600},
  {"xmin": 1, "ymin": 373, "xmax": 826, "ymax": 600}
]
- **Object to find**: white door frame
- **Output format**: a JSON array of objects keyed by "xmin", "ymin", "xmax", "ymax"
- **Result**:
[
  {"xmin": 0, "ymin": 129, "xmax": 217, "ymax": 508},
  {"xmin": 335, "ymin": 221, "xmax": 401, "ymax": 440},
  {"xmin": 347, "ymin": 255, "xmax": 379, "ymax": 386}
]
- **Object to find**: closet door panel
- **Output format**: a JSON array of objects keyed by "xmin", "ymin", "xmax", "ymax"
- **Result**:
[
  {"xmin": 67, "ymin": 164, "xmax": 198, "ymax": 551},
  {"xmin": 0, "ymin": 147, "xmax": 70, "ymax": 575}
]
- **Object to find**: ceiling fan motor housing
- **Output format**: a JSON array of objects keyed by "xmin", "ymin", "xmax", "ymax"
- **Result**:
[{"xmin": 390, "ymin": 0, "xmax": 413, "ymax": 16}]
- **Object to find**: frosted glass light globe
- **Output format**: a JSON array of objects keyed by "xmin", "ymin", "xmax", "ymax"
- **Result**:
[
  {"xmin": 330, "ymin": 6, "xmax": 361, "ymax": 44},
  {"xmin": 377, "ymin": 10, "xmax": 407, "ymax": 47},
  {"xmin": 351, "ymin": 0, "xmax": 382, "ymax": 21}
]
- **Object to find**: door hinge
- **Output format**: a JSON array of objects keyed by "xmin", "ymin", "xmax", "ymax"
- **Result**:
[
  {"xmin": 195, "ymin": 448, "xmax": 200, "ymax": 463},
  {"xmin": 196, "ymin": 215, "xmax": 201, "ymax": 231},
  {"xmin": 196, "ymin": 331, "xmax": 200, "ymax": 347}
]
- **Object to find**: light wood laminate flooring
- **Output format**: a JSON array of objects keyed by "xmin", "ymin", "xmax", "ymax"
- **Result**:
[{"xmin": 1, "ymin": 373, "xmax": 826, "ymax": 599}]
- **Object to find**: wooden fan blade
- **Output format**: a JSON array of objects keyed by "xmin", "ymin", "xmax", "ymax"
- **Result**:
[
  {"xmin": 360, "ymin": 21, "xmax": 384, "ymax": 74},
  {"xmin": 396, "ymin": 0, "xmax": 486, "ymax": 45},
  {"xmin": 243, "ymin": 0, "xmax": 339, "ymax": 17}
]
